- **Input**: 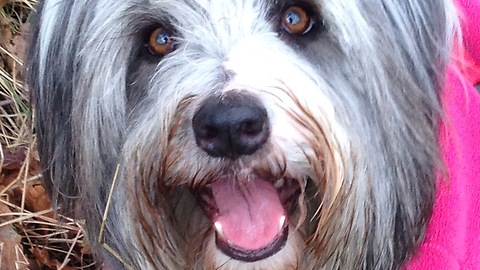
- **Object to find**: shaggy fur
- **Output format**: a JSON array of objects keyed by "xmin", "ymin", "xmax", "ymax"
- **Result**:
[{"xmin": 27, "ymin": 0, "xmax": 459, "ymax": 269}]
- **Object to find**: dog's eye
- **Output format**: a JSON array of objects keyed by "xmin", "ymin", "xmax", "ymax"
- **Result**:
[
  {"xmin": 281, "ymin": 5, "xmax": 313, "ymax": 35},
  {"xmin": 147, "ymin": 27, "xmax": 174, "ymax": 56}
]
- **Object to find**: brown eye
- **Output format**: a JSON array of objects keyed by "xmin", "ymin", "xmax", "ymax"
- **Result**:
[
  {"xmin": 281, "ymin": 6, "xmax": 312, "ymax": 35},
  {"xmin": 148, "ymin": 27, "xmax": 174, "ymax": 56}
]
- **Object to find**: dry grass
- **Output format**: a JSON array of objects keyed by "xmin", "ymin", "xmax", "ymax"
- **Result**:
[
  {"xmin": 0, "ymin": 0, "xmax": 34, "ymax": 147},
  {"xmin": 1, "ymin": 1, "xmax": 98, "ymax": 269}
]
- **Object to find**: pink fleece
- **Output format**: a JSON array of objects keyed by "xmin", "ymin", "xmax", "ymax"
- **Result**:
[
  {"xmin": 406, "ymin": 0, "xmax": 480, "ymax": 269},
  {"xmin": 457, "ymin": 0, "xmax": 480, "ymax": 84}
]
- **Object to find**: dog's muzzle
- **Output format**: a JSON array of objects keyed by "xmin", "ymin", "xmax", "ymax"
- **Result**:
[{"xmin": 192, "ymin": 93, "xmax": 300, "ymax": 262}]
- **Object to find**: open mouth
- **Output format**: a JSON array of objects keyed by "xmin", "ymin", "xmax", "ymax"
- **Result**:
[{"xmin": 196, "ymin": 175, "xmax": 301, "ymax": 262}]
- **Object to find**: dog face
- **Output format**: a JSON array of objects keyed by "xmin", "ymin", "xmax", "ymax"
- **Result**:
[{"xmin": 27, "ymin": 0, "xmax": 457, "ymax": 269}]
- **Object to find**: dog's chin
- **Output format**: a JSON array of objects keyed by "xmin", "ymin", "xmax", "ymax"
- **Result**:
[
  {"xmin": 194, "ymin": 174, "xmax": 302, "ymax": 262},
  {"xmin": 204, "ymin": 224, "xmax": 305, "ymax": 270}
]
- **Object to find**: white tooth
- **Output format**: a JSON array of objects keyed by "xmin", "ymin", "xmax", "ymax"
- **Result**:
[
  {"xmin": 214, "ymin": 221, "xmax": 224, "ymax": 237},
  {"xmin": 279, "ymin": 215, "xmax": 286, "ymax": 232},
  {"xmin": 274, "ymin": 178, "xmax": 285, "ymax": 188}
]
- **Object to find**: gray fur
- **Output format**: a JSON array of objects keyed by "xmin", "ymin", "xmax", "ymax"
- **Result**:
[{"xmin": 27, "ymin": 0, "xmax": 458, "ymax": 269}]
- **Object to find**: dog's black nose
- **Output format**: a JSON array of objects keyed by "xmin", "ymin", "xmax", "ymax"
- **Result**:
[{"xmin": 192, "ymin": 94, "xmax": 269, "ymax": 159}]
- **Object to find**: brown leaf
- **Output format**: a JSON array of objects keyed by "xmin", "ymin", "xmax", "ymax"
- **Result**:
[
  {"xmin": 0, "ymin": 200, "xmax": 12, "ymax": 221},
  {"xmin": 1, "ymin": 146, "xmax": 27, "ymax": 171},
  {"xmin": 0, "ymin": 0, "xmax": 8, "ymax": 10},
  {"xmin": 81, "ymin": 244, "xmax": 92, "ymax": 255},
  {"xmin": 31, "ymin": 247, "xmax": 57, "ymax": 269},
  {"xmin": 56, "ymin": 265, "xmax": 78, "ymax": 270},
  {"xmin": 0, "ymin": 202, "xmax": 29, "ymax": 270},
  {"xmin": 28, "ymin": 148, "xmax": 42, "ymax": 175},
  {"xmin": 4, "ymin": 23, "xmax": 30, "ymax": 80},
  {"xmin": 32, "ymin": 247, "xmax": 81, "ymax": 270},
  {"xmin": 0, "ymin": 19, "xmax": 12, "ymax": 51},
  {"xmin": 0, "ymin": 172, "xmax": 20, "ymax": 189},
  {"xmin": 24, "ymin": 183, "xmax": 53, "ymax": 217}
]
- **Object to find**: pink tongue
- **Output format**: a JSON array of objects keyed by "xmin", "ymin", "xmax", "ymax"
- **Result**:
[{"xmin": 211, "ymin": 176, "xmax": 286, "ymax": 250}]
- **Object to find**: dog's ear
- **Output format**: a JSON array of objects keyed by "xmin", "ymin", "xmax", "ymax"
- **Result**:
[
  {"xmin": 380, "ymin": 0, "xmax": 457, "ymax": 87},
  {"xmin": 26, "ymin": 1, "xmax": 129, "ymax": 215},
  {"xmin": 26, "ymin": 1, "xmax": 79, "ymax": 212},
  {"xmin": 309, "ymin": 1, "xmax": 459, "ymax": 267}
]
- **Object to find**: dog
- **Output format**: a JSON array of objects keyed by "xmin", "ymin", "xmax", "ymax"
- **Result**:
[{"xmin": 26, "ymin": 0, "xmax": 480, "ymax": 269}]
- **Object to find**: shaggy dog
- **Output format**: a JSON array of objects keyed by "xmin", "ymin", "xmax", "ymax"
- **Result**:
[{"xmin": 26, "ymin": 0, "xmax": 480, "ymax": 269}]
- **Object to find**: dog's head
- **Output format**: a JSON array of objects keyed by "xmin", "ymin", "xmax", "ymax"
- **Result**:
[{"xmin": 27, "ymin": 0, "xmax": 458, "ymax": 269}]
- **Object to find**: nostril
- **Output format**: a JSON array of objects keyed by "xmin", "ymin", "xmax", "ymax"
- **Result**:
[
  {"xmin": 200, "ymin": 125, "xmax": 220, "ymax": 140},
  {"xmin": 192, "ymin": 93, "xmax": 270, "ymax": 159},
  {"xmin": 240, "ymin": 120, "xmax": 264, "ymax": 137}
]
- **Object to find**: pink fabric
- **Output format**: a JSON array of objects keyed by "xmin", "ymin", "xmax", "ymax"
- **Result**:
[
  {"xmin": 456, "ymin": 0, "xmax": 480, "ymax": 84},
  {"xmin": 462, "ymin": 50, "xmax": 480, "ymax": 84},
  {"xmin": 407, "ymin": 0, "xmax": 480, "ymax": 269},
  {"xmin": 459, "ymin": 0, "xmax": 480, "ymax": 83}
]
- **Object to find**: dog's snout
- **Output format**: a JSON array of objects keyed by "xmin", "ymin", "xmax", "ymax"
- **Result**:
[{"xmin": 192, "ymin": 94, "xmax": 269, "ymax": 159}]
